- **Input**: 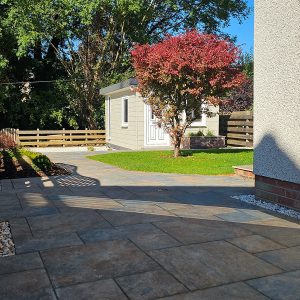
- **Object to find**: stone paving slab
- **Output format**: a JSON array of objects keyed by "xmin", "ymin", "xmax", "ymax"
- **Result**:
[
  {"xmin": 227, "ymin": 234, "xmax": 284, "ymax": 253},
  {"xmin": 0, "ymin": 206, "xmax": 59, "ymax": 220},
  {"xmin": 27, "ymin": 210, "xmax": 112, "ymax": 236},
  {"xmin": 41, "ymin": 239, "xmax": 159, "ymax": 288},
  {"xmin": 153, "ymin": 219, "xmax": 252, "ymax": 244},
  {"xmin": 149, "ymin": 241, "xmax": 281, "ymax": 290},
  {"xmin": 79, "ymin": 227, "xmax": 126, "ymax": 243},
  {"xmin": 99, "ymin": 209, "xmax": 174, "ymax": 226},
  {"xmin": 15, "ymin": 232, "xmax": 83, "ymax": 254},
  {"xmin": 0, "ymin": 252, "xmax": 43, "ymax": 275},
  {"xmin": 18, "ymin": 192, "xmax": 56, "ymax": 209},
  {"xmin": 246, "ymin": 224, "xmax": 300, "ymax": 247},
  {"xmin": 1, "ymin": 151, "xmax": 300, "ymax": 299},
  {"xmin": 247, "ymin": 270, "xmax": 300, "ymax": 300},
  {"xmin": 0, "ymin": 269, "xmax": 56, "ymax": 300},
  {"xmin": 129, "ymin": 232, "xmax": 181, "ymax": 251},
  {"xmin": 116, "ymin": 270, "xmax": 187, "ymax": 300},
  {"xmin": 256, "ymin": 246, "xmax": 300, "ymax": 271},
  {"xmin": 160, "ymin": 282, "xmax": 269, "ymax": 300},
  {"xmin": 56, "ymin": 278, "xmax": 127, "ymax": 300}
]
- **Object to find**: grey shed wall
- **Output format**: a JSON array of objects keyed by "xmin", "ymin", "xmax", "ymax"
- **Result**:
[
  {"xmin": 105, "ymin": 89, "xmax": 145, "ymax": 150},
  {"xmin": 254, "ymin": 0, "xmax": 300, "ymax": 184}
]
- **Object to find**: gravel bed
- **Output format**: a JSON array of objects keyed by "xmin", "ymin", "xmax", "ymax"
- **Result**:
[
  {"xmin": 231, "ymin": 194, "xmax": 300, "ymax": 220},
  {"xmin": 0, "ymin": 222, "xmax": 15, "ymax": 257}
]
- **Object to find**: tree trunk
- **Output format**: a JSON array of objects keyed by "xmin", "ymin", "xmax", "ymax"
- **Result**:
[
  {"xmin": 174, "ymin": 144, "xmax": 180, "ymax": 158},
  {"xmin": 173, "ymin": 134, "xmax": 182, "ymax": 158}
]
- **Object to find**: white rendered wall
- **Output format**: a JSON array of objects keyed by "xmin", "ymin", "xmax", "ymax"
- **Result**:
[{"xmin": 254, "ymin": 0, "xmax": 300, "ymax": 183}]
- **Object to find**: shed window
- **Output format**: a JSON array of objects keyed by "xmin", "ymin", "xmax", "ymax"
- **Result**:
[{"xmin": 122, "ymin": 97, "xmax": 128, "ymax": 126}]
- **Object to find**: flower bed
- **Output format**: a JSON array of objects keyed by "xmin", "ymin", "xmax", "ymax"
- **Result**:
[{"xmin": 182, "ymin": 136, "xmax": 225, "ymax": 149}]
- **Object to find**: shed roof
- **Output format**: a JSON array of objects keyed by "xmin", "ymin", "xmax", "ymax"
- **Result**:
[{"xmin": 100, "ymin": 78, "xmax": 138, "ymax": 95}]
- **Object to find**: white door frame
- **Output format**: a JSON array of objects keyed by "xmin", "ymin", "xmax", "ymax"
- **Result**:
[{"xmin": 144, "ymin": 104, "xmax": 170, "ymax": 147}]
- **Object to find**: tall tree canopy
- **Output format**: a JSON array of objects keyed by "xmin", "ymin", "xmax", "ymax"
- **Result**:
[
  {"xmin": 132, "ymin": 31, "xmax": 246, "ymax": 157},
  {"xmin": 0, "ymin": 0, "xmax": 250, "ymax": 129},
  {"xmin": 220, "ymin": 51, "xmax": 253, "ymax": 114}
]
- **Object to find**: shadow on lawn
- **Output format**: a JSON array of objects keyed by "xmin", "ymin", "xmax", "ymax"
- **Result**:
[{"xmin": 180, "ymin": 148, "xmax": 253, "ymax": 157}]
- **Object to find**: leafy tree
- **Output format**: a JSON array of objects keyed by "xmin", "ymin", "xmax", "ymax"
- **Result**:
[
  {"xmin": 1, "ymin": 0, "xmax": 250, "ymax": 129},
  {"xmin": 220, "ymin": 51, "xmax": 253, "ymax": 114},
  {"xmin": 132, "ymin": 31, "xmax": 246, "ymax": 157}
]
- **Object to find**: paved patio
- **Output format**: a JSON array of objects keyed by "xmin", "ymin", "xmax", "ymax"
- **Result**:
[{"xmin": 0, "ymin": 151, "xmax": 299, "ymax": 299}]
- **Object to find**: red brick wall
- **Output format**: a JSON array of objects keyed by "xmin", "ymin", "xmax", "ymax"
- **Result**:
[
  {"xmin": 255, "ymin": 175, "xmax": 300, "ymax": 210},
  {"xmin": 234, "ymin": 168, "xmax": 255, "ymax": 179}
]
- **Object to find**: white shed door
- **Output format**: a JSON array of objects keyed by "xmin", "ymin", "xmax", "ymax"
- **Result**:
[{"xmin": 145, "ymin": 104, "xmax": 170, "ymax": 146}]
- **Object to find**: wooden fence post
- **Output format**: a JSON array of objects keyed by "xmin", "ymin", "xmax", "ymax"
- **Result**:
[
  {"xmin": 16, "ymin": 129, "xmax": 19, "ymax": 146},
  {"xmin": 62, "ymin": 128, "xmax": 65, "ymax": 147},
  {"xmin": 85, "ymin": 128, "xmax": 88, "ymax": 146},
  {"xmin": 37, "ymin": 128, "xmax": 39, "ymax": 147}
]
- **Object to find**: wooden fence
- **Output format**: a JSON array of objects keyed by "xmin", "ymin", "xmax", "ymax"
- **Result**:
[
  {"xmin": 1, "ymin": 128, "xmax": 106, "ymax": 147},
  {"xmin": 225, "ymin": 111, "xmax": 253, "ymax": 147}
]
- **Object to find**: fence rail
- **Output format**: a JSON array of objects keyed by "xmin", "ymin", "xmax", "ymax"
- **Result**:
[
  {"xmin": 1, "ymin": 128, "xmax": 106, "ymax": 147},
  {"xmin": 225, "ymin": 111, "xmax": 253, "ymax": 147}
]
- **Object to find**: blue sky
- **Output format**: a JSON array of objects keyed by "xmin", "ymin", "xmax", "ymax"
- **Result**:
[{"xmin": 223, "ymin": 0, "xmax": 254, "ymax": 53}]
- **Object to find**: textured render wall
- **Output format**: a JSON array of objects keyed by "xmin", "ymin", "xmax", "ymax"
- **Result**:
[
  {"xmin": 254, "ymin": 0, "xmax": 300, "ymax": 184},
  {"xmin": 105, "ymin": 90, "xmax": 144, "ymax": 150}
]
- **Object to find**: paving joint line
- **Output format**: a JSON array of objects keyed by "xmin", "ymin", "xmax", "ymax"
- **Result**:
[
  {"xmin": 126, "ymin": 236, "xmax": 191, "ymax": 292},
  {"xmin": 37, "ymin": 251, "xmax": 59, "ymax": 300}
]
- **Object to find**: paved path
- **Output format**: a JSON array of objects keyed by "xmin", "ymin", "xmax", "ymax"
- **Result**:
[{"xmin": 0, "ymin": 152, "xmax": 300, "ymax": 299}]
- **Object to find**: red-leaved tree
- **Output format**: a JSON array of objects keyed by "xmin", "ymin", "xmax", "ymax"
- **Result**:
[{"xmin": 131, "ymin": 30, "xmax": 246, "ymax": 157}]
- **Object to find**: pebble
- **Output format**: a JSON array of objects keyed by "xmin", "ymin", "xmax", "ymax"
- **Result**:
[
  {"xmin": 0, "ymin": 221, "xmax": 15, "ymax": 257},
  {"xmin": 231, "ymin": 194, "xmax": 300, "ymax": 220}
]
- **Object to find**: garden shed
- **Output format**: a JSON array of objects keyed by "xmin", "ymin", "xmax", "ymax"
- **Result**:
[{"xmin": 101, "ymin": 78, "xmax": 220, "ymax": 150}]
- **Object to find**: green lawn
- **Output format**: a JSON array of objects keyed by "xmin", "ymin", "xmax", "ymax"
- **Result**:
[{"xmin": 88, "ymin": 149, "xmax": 253, "ymax": 175}]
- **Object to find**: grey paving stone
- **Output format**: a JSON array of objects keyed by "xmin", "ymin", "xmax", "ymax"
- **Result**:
[
  {"xmin": 27, "ymin": 210, "xmax": 112, "ymax": 235},
  {"xmin": 157, "ymin": 202, "xmax": 232, "ymax": 220},
  {"xmin": 41, "ymin": 239, "xmax": 159, "ymax": 288},
  {"xmin": 256, "ymin": 246, "xmax": 300, "ymax": 271},
  {"xmin": 160, "ymin": 282, "xmax": 268, "ymax": 300},
  {"xmin": 247, "ymin": 270, "xmax": 300, "ymax": 300},
  {"xmin": 9, "ymin": 217, "xmax": 32, "ymax": 243},
  {"xmin": 18, "ymin": 192, "xmax": 56, "ymax": 209},
  {"xmin": 0, "ymin": 269, "xmax": 56, "ymax": 300},
  {"xmin": 101, "ymin": 186, "xmax": 136, "ymax": 200},
  {"xmin": 79, "ymin": 227, "xmax": 126, "ymax": 243},
  {"xmin": 16, "ymin": 232, "xmax": 83, "ymax": 254},
  {"xmin": 116, "ymin": 223, "xmax": 163, "ymax": 236},
  {"xmin": 0, "ymin": 206, "xmax": 58, "ymax": 219},
  {"xmin": 248, "ymin": 224, "xmax": 300, "ymax": 247},
  {"xmin": 116, "ymin": 270, "xmax": 187, "ymax": 300},
  {"xmin": 0, "ymin": 252, "xmax": 43, "ymax": 275},
  {"xmin": 217, "ymin": 211, "xmax": 261, "ymax": 222},
  {"xmin": 149, "ymin": 241, "xmax": 281, "ymax": 290},
  {"xmin": 48, "ymin": 194, "xmax": 123, "ymax": 210},
  {"xmin": 153, "ymin": 219, "xmax": 252, "ymax": 244},
  {"xmin": 56, "ymin": 279, "xmax": 127, "ymax": 300},
  {"xmin": 0, "ymin": 196, "xmax": 21, "ymax": 211},
  {"xmin": 99, "ymin": 209, "xmax": 173, "ymax": 226},
  {"xmin": 129, "ymin": 232, "xmax": 181, "ymax": 250},
  {"xmin": 227, "ymin": 235, "xmax": 284, "ymax": 253}
]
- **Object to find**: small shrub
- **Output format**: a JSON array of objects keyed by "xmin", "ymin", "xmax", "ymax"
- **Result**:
[
  {"xmin": 205, "ymin": 130, "xmax": 215, "ymax": 137},
  {"xmin": 18, "ymin": 149, "xmax": 52, "ymax": 171},
  {"xmin": 87, "ymin": 146, "xmax": 95, "ymax": 151},
  {"xmin": 188, "ymin": 130, "xmax": 204, "ymax": 137},
  {"xmin": 0, "ymin": 133, "xmax": 16, "ymax": 150}
]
